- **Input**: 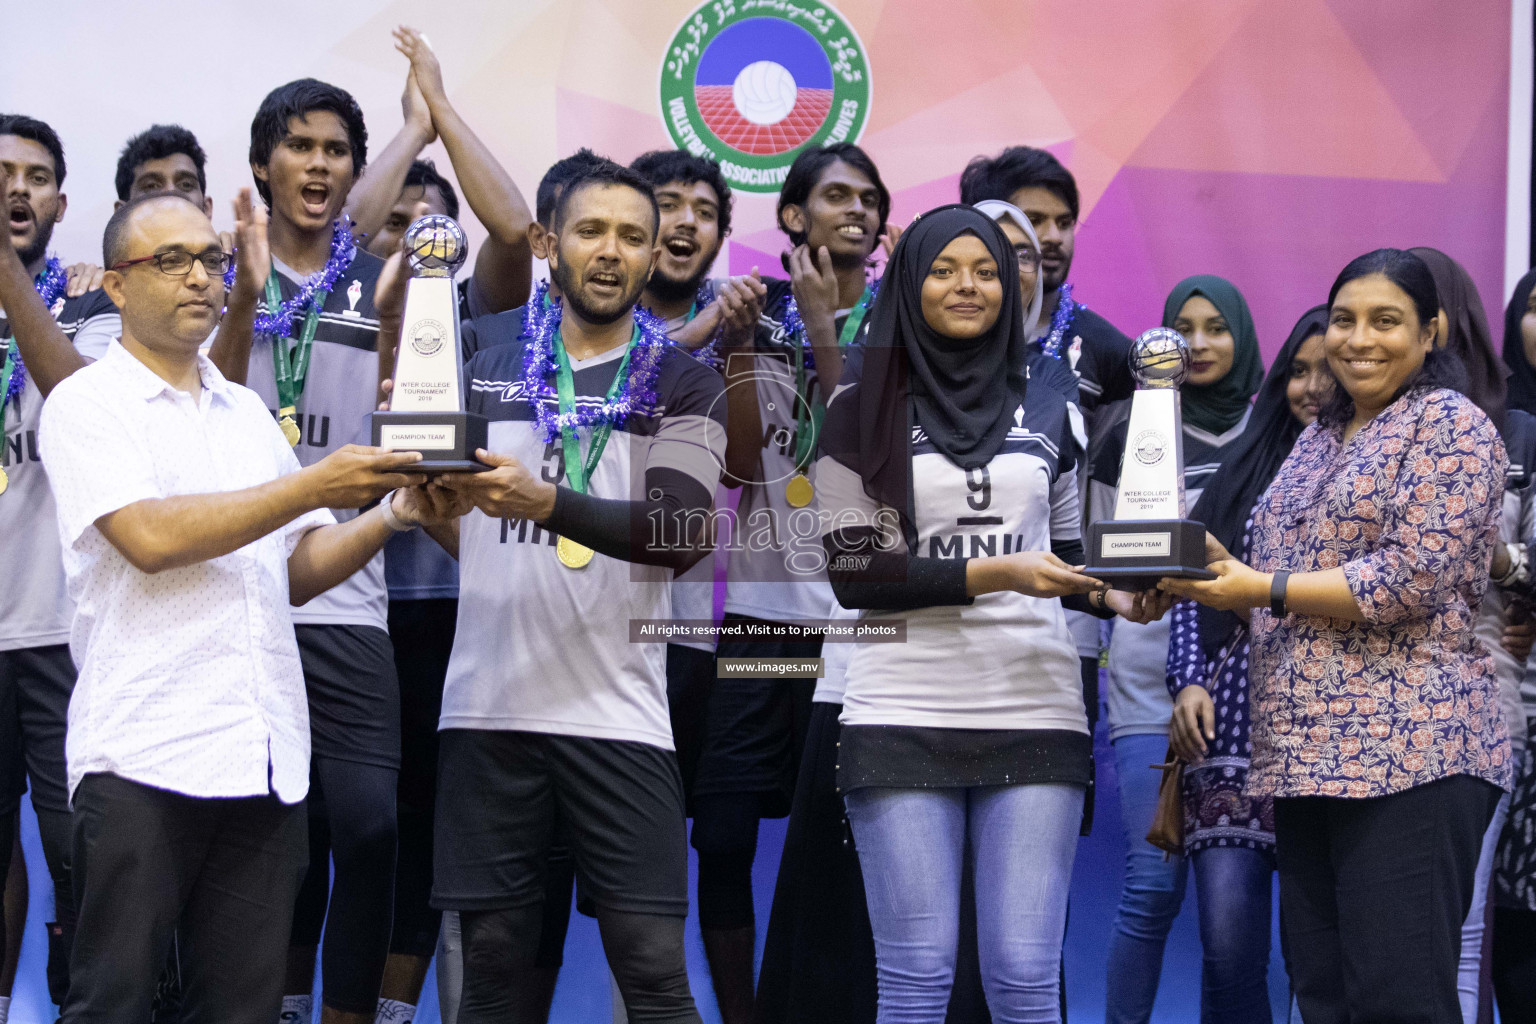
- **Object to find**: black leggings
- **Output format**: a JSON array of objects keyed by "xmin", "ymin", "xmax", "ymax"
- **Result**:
[
  {"xmin": 691, "ymin": 792, "xmax": 759, "ymax": 930},
  {"xmin": 290, "ymin": 757, "xmax": 399, "ymax": 1014},
  {"xmin": 1495, "ymin": 906, "xmax": 1536, "ymax": 1021},
  {"xmin": 0, "ymin": 806, "xmax": 75, "ymax": 1004},
  {"xmin": 460, "ymin": 904, "xmax": 699, "ymax": 1023}
]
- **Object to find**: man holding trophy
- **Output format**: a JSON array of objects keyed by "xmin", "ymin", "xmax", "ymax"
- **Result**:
[{"xmin": 389, "ymin": 163, "xmax": 726, "ymax": 1021}]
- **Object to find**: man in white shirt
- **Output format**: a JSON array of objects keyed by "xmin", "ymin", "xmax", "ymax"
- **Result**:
[{"xmin": 37, "ymin": 193, "xmax": 444, "ymax": 1024}]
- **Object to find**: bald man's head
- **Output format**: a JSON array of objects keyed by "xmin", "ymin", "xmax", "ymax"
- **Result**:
[
  {"xmin": 101, "ymin": 193, "xmax": 225, "ymax": 351},
  {"xmin": 101, "ymin": 191, "xmax": 208, "ymax": 267}
]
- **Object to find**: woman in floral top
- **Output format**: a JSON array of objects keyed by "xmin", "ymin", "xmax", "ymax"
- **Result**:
[{"xmin": 1163, "ymin": 248, "xmax": 1514, "ymax": 1024}]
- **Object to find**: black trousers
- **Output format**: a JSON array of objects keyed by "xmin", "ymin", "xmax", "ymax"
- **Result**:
[
  {"xmin": 60, "ymin": 773, "xmax": 308, "ymax": 1024},
  {"xmin": 1275, "ymin": 774, "xmax": 1500, "ymax": 1024}
]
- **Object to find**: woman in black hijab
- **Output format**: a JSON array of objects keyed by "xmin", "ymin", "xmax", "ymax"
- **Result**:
[
  {"xmin": 816, "ymin": 204, "xmax": 1164, "ymax": 1022},
  {"xmin": 1503, "ymin": 268, "xmax": 1536, "ymax": 416},
  {"xmin": 1164, "ymin": 306, "xmax": 1330, "ymax": 1023}
]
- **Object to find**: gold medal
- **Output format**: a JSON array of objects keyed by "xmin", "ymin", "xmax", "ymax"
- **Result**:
[
  {"xmin": 0, "ymin": 466, "xmax": 8, "ymax": 496},
  {"xmin": 557, "ymin": 535, "xmax": 595, "ymax": 570},
  {"xmin": 785, "ymin": 473, "xmax": 814, "ymax": 508},
  {"xmin": 280, "ymin": 412, "xmax": 301, "ymax": 447}
]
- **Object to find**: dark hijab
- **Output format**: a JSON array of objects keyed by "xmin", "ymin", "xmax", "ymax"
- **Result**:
[
  {"xmin": 1161, "ymin": 275, "xmax": 1264, "ymax": 435},
  {"xmin": 1187, "ymin": 305, "xmax": 1330, "ymax": 659},
  {"xmin": 855, "ymin": 204, "xmax": 1029, "ymax": 535},
  {"xmin": 1503, "ymin": 268, "xmax": 1536, "ymax": 417},
  {"xmin": 1409, "ymin": 247, "xmax": 1506, "ymax": 431}
]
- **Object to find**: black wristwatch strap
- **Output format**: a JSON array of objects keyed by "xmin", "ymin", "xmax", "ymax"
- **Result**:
[{"xmin": 1270, "ymin": 570, "xmax": 1291, "ymax": 618}]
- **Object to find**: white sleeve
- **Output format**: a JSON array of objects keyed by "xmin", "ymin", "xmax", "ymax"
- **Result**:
[
  {"xmin": 70, "ymin": 313, "xmax": 121, "ymax": 361},
  {"xmin": 39, "ymin": 379, "xmax": 159, "ymax": 550},
  {"xmin": 1051, "ymin": 465, "xmax": 1082, "ymax": 542}
]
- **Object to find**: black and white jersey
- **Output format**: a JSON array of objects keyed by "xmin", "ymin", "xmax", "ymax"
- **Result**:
[
  {"xmin": 441, "ymin": 329, "xmax": 726, "ymax": 749},
  {"xmin": 246, "ymin": 251, "xmax": 388, "ymax": 629},
  {"xmin": 1033, "ymin": 303, "xmax": 1134, "ymax": 414},
  {"xmin": 1, "ymin": 288, "xmax": 119, "ymax": 651},
  {"xmin": 724, "ymin": 277, "xmax": 855, "ymax": 624},
  {"xmin": 816, "ymin": 348, "xmax": 1086, "ymax": 732}
]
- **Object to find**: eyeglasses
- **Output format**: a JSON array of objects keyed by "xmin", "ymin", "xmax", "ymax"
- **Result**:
[
  {"xmin": 110, "ymin": 250, "xmax": 234, "ymax": 277},
  {"xmin": 1014, "ymin": 247, "xmax": 1042, "ymax": 270}
]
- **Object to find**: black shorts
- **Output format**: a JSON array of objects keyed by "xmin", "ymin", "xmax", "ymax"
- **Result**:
[
  {"xmin": 692, "ymin": 615, "xmax": 819, "ymax": 816},
  {"xmin": 432, "ymin": 729, "xmax": 688, "ymax": 917},
  {"xmin": 296, "ymin": 624, "xmax": 401, "ymax": 769},
  {"xmin": 0, "ymin": 644, "xmax": 76, "ymax": 814},
  {"xmin": 665, "ymin": 643, "xmax": 714, "ymax": 806}
]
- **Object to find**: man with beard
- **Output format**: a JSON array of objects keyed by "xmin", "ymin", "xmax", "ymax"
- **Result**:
[
  {"xmin": 347, "ymin": 26, "xmax": 533, "ymax": 320},
  {"xmin": 687, "ymin": 142, "xmax": 889, "ymax": 1024},
  {"xmin": 425, "ymin": 162, "xmax": 723, "ymax": 1023},
  {"xmin": 0, "ymin": 113, "xmax": 121, "ymax": 1019},
  {"xmin": 206, "ymin": 79, "xmax": 403, "ymax": 1024},
  {"xmin": 959, "ymin": 146, "xmax": 1133, "ymax": 414}
]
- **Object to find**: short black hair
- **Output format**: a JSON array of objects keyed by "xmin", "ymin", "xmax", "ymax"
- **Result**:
[
  {"xmin": 403, "ymin": 159, "xmax": 459, "ymax": 220},
  {"xmin": 775, "ymin": 142, "xmax": 890, "ymax": 248},
  {"xmin": 959, "ymin": 146, "xmax": 1079, "ymax": 220},
  {"xmin": 628, "ymin": 149, "xmax": 733, "ymax": 238},
  {"xmin": 535, "ymin": 148, "xmax": 610, "ymax": 227},
  {"xmin": 101, "ymin": 192, "xmax": 205, "ymax": 267},
  {"xmin": 0, "ymin": 114, "xmax": 65, "ymax": 185},
  {"xmin": 115, "ymin": 124, "xmax": 207, "ymax": 202},
  {"xmin": 552, "ymin": 162, "xmax": 660, "ymax": 240},
  {"xmin": 1316, "ymin": 247, "xmax": 1462, "ymax": 429},
  {"xmin": 248, "ymin": 78, "xmax": 368, "ymax": 205}
]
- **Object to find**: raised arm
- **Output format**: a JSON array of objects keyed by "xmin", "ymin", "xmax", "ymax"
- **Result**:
[
  {"xmin": 207, "ymin": 188, "xmax": 269, "ymax": 386},
  {"xmin": 344, "ymin": 61, "xmax": 437, "ymax": 247},
  {"xmin": 0, "ymin": 228, "xmax": 86, "ymax": 396},
  {"xmin": 397, "ymin": 26, "xmax": 534, "ymax": 313}
]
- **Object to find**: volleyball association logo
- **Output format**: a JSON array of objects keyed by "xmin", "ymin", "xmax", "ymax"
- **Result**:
[{"xmin": 660, "ymin": 1, "xmax": 871, "ymax": 193}]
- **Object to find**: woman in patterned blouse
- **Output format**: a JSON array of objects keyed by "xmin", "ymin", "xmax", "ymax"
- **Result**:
[
  {"xmin": 1164, "ymin": 304, "xmax": 1330, "ymax": 1024},
  {"xmin": 1162, "ymin": 248, "xmax": 1515, "ymax": 1024}
]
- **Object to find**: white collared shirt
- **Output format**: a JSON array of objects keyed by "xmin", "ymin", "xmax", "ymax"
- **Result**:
[{"xmin": 39, "ymin": 340, "xmax": 334, "ymax": 803}]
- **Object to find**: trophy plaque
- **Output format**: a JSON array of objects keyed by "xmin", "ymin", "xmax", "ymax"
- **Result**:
[
  {"xmin": 371, "ymin": 215, "xmax": 488, "ymax": 472},
  {"xmin": 1083, "ymin": 327, "xmax": 1216, "ymax": 590}
]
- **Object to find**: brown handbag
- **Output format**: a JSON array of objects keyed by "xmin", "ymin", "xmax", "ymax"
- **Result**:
[{"xmin": 1145, "ymin": 747, "xmax": 1184, "ymax": 858}]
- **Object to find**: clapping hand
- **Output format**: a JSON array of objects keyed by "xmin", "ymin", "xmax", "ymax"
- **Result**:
[
  {"xmin": 715, "ymin": 269, "xmax": 767, "ymax": 346},
  {"xmin": 229, "ymin": 188, "xmax": 271, "ymax": 306}
]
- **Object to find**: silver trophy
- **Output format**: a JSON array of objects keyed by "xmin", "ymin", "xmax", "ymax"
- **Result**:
[
  {"xmin": 370, "ymin": 215, "xmax": 488, "ymax": 472},
  {"xmin": 1083, "ymin": 328, "xmax": 1216, "ymax": 589}
]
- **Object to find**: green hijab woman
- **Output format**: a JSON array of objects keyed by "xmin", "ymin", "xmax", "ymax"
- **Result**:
[{"xmin": 1162, "ymin": 274, "xmax": 1265, "ymax": 434}]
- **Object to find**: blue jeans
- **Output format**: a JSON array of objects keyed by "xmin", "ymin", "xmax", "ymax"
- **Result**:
[
  {"xmin": 1105, "ymin": 732, "xmax": 1189, "ymax": 1024},
  {"xmin": 844, "ymin": 782, "xmax": 1084, "ymax": 1024},
  {"xmin": 1193, "ymin": 846, "xmax": 1274, "ymax": 1024},
  {"xmin": 1458, "ymin": 789, "xmax": 1512, "ymax": 1022}
]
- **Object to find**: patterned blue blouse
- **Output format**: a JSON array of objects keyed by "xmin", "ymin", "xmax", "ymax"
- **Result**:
[{"xmin": 1246, "ymin": 389, "xmax": 1514, "ymax": 799}]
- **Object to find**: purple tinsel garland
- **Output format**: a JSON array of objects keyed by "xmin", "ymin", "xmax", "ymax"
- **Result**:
[
  {"xmin": 780, "ymin": 276, "xmax": 879, "ymax": 369},
  {"xmin": 520, "ymin": 280, "xmax": 671, "ymax": 445},
  {"xmin": 1040, "ymin": 282, "xmax": 1079, "ymax": 360},
  {"xmin": 4, "ymin": 256, "xmax": 68, "ymax": 406},
  {"xmin": 222, "ymin": 219, "xmax": 356, "ymax": 336}
]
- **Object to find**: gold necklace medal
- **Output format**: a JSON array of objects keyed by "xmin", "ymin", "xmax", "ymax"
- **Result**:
[
  {"xmin": 0, "ymin": 466, "xmax": 9, "ymax": 496},
  {"xmin": 279, "ymin": 408, "xmax": 301, "ymax": 447},
  {"xmin": 557, "ymin": 535, "xmax": 596, "ymax": 570},
  {"xmin": 785, "ymin": 472, "xmax": 813, "ymax": 507}
]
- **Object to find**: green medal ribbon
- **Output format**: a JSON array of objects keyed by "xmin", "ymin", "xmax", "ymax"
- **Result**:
[
  {"xmin": 790, "ymin": 285, "xmax": 873, "ymax": 471},
  {"xmin": 551, "ymin": 324, "xmax": 640, "ymax": 493},
  {"xmin": 265, "ymin": 271, "xmax": 330, "ymax": 428},
  {"xmin": 0, "ymin": 340, "xmax": 17, "ymax": 426}
]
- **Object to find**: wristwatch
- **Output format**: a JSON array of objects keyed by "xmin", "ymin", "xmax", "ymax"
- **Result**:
[{"xmin": 1269, "ymin": 570, "xmax": 1291, "ymax": 619}]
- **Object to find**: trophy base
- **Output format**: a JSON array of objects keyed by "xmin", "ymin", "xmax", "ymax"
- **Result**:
[
  {"xmin": 371, "ymin": 410, "xmax": 491, "ymax": 474},
  {"xmin": 1083, "ymin": 519, "xmax": 1216, "ymax": 591}
]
